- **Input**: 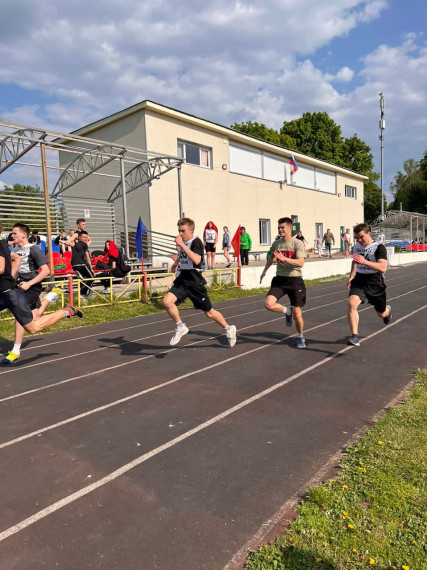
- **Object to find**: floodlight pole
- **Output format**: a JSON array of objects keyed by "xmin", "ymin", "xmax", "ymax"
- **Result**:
[
  {"xmin": 40, "ymin": 143, "xmax": 54, "ymax": 278},
  {"xmin": 177, "ymin": 165, "xmax": 183, "ymax": 218},
  {"xmin": 379, "ymin": 92, "xmax": 385, "ymax": 216}
]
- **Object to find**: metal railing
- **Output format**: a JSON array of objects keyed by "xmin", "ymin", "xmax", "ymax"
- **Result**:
[{"xmin": 0, "ymin": 268, "xmax": 239, "ymax": 321}]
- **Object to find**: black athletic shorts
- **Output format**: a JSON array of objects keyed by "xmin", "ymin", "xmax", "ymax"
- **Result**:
[
  {"xmin": 205, "ymin": 242, "xmax": 216, "ymax": 253},
  {"xmin": 349, "ymin": 273, "xmax": 387, "ymax": 313},
  {"xmin": 0, "ymin": 288, "xmax": 34, "ymax": 326},
  {"xmin": 267, "ymin": 276, "xmax": 306, "ymax": 308},
  {"xmin": 169, "ymin": 282, "xmax": 213, "ymax": 312},
  {"xmin": 21, "ymin": 283, "xmax": 42, "ymax": 310}
]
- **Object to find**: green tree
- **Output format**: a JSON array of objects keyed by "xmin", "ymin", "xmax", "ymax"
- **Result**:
[
  {"xmin": 341, "ymin": 134, "xmax": 374, "ymax": 175},
  {"xmin": 280, "ymin": 112, "xmax": 344, "ymax": 165},
  {"xmin": 231, "ymin": 121, "xmax": 283, "ymax": 146},
  {"xmin": 389, "ymin": 157, "xmax": 427, "ymax": 213},
  {"xmin": 363, "ymin": 172, "xmax": 382, "ymax": 222}
]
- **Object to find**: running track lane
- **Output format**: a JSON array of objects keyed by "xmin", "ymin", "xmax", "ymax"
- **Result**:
[{"xmin": 0, "ymin": 263, "xmax": 426, "ymax": 569}]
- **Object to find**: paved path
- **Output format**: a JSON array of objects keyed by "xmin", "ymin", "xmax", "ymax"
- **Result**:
[{"xmin": 0, "ymin": 263, "xmax": 426, "ymax": 569}]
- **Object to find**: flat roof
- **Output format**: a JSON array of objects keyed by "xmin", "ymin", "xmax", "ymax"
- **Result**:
[{"xmin": 70, "ymin": 100, "xmax": 368, "ymax": 180}]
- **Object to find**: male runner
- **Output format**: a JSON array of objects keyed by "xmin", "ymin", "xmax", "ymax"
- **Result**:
[
  {"xmin": 260, "ymin": 217, "xmax": 307, "ymax": 349},
  {"xmin": 163, "ymin": 217, "xmax": 237, "ymax": 347},
  {"xmin": 0, "ymin": 240, "xmax": 82, "ymax": 359},
  {"xmin": 1, "ymin": 223, "xmax": 64, "ymax": 364},
  {"xmin": 347, "ymin": 222, "xmax": 391, "ymax": 347}
]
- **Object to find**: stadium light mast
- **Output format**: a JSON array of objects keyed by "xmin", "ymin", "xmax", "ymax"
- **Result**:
[{"xmin": 379, "ymin": 92, "xmax": 385, "ymax": 216}]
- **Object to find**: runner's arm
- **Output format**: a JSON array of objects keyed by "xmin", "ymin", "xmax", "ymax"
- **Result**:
[
  {"xmin": 10, "ymin": 251, "xmax": 22, "ymax": 278},
  {"xmin": 347, "ymin": 260, "xmax": 357, "ymax": 289},
  {"xmin": 260, "ymin": 255, "xmax": 275, "ymax": 283},
  {"xmin": 19, "ymin": 264, "xmax": 50, "ymax": 290}
]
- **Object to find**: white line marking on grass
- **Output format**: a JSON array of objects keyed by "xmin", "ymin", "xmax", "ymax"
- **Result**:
[
  {"xmin": 1, "ymin": 286, "xmax": 425, "ymax": 448},
  {"xmin": 0, "ymin": 303, "xmax": 425, "ymax": 543}
]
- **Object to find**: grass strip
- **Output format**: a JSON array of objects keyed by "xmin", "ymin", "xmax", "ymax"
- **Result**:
[{"xmin": 244, "ymin": 369, "xmax": 427, "ymax": 570}]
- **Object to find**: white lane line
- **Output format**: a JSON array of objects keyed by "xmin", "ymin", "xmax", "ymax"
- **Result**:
[
  {"xmin": 1, "ymin": 285, "xmax": 425, "ymax": 448},
  {"xmin": 9, "ymin": 268, "xmax": 419, "ymax": 354},
  {"xmin": 0, "ymin": 302, "xmax": 425, "ymax": 543},
  {"xmin": 0, "ymin": 296, "xmax": 347, "ymax": 403},
  {"xmin": 1, "ymin": 274, "xmax": 423, "ymax": 378}
]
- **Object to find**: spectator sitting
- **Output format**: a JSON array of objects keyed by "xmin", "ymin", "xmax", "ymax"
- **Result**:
[
  {"xmin": 95, "ymin": 240, "xmax": 131, "ymax": 291},
  {"xmin": 54, "ymin": 229, "xmax": 69, "ymax": 254},
  {"xmin": 28, "ymin": 229, "xmax": 41, "ymax": 245}
]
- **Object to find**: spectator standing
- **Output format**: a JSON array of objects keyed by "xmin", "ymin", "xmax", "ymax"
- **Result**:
[
  {"xmin": 295, "ymin": 230, "xmax": 308, "ymax": 246},
  {"xmin": 343, "ymin": 228, "xmax": 352, "ymax": 258},
  {"xmin": 203, "ymin": 221, "xmax": 218, "ymax": 269},
  {"xmin": 315, "ymin": 235, "xmax": 323, "ymax": 257},
  {"xmin": 66, "ymin": 230, "xmax": 94, "ymax": 297},
  {"xmin": 322, "ymin": 228, "xmax": 335, "ymax": 258},
  {"xmin": 222, "ymin": 226, "xmax": 232, "ymax": 267},
  {"xmin": 239, "ymin": 226, "xmax": 252, "ymax": 266},
  {"xmin": 378, "ymin": 230, "xmax": 386, "ymax": 245},
  {"xmin": 76, "ymin": 218, "xmax": 92, "ymax": 246}
]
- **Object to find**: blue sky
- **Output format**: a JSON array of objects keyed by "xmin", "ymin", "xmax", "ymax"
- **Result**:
[{"xmin": 1, "ymin": 0, "xmax": 426, "ymax": 201}]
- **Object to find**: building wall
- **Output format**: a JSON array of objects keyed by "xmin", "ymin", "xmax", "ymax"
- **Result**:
[{"xmin": 144, "ymin": 110, "xmax": 364, "ymax": 249}]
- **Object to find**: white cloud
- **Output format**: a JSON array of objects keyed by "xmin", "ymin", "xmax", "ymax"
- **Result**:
[{"xmin": 1, "ymin": 0, "xmax": 426, "ymax": 199}]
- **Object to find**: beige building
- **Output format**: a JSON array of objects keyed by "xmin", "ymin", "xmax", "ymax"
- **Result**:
[{"xmin": 64, "ymin": 100, "xmax": 366, "ymax": 253}]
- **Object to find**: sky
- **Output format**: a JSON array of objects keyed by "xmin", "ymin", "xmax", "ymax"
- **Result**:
[{"xmin": 1, "ymin": 0, "xmax": 426, "ymax": 201}]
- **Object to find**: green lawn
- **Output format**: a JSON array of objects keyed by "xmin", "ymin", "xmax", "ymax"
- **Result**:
[{"xmin": 245, "ymin": 369, "xmax": 427, "ymax": 570}]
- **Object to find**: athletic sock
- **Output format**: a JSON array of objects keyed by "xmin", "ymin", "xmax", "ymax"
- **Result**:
[
  {"xmin": 297, "ymin": 332, "xmax": 304, "ymax": 339},
  {"xmin": 62, "ymin": 307, "xmax": 72, "ymax": 318},
  {"xmin": 285, "ymin": 306, "xmax": 292, "ymax": 316},
  {"xmin": 45, "ymin": 291, "xmax": 58, "ymax": 302},
  {"xmin": 12, "ymin": 344, "xmax": 21, "ymax": 354},
  {"xmin": 176, "ymin": 321, "xmax": 184, "ymax": 328},
  {"xmin": 225, "ymin": 325, "xmax": 231, "ymax": 332}
]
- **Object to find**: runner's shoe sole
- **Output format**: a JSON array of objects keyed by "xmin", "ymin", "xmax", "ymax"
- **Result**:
[
  {"xmin": 383, "ymin": 305, "xmax": 392, "ymax": 325},
  {"xmin": 226, "ymin": 325, "xmax": 237, "ymax": 348}
]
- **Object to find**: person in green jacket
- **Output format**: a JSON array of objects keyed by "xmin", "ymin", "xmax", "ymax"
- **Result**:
[{"xmin": 239, "ymin": 226, "xmax": 252, "ymax": 266}]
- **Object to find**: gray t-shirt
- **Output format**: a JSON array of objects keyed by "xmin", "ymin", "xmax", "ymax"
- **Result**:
[
  {"xmin": 270, "ymin": 237, "xmax": 306, "ymax": 277},
  {"xmin": 13, "ymin": 243, "xmax": 48, "ymax": 281}
]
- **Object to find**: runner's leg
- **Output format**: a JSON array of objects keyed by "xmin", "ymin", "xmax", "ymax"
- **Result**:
[{"xmin": 348, "ymin": 295, "xmax": 362, "ymax": 334}]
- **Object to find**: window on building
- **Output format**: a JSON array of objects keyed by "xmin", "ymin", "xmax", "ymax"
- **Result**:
[
  {"xmin": 345, "ymin": 185, "xmax": 357, "ymax": 199},
  {"xmin": 259, "ymin": 219, "xmax": 271, "ymax": 245},
  {"xmin": 291, "ymin": 215, "xmax": 298, "ymax": 223},
  {"xmin": 315, "ymin": 223, "xmax": 323, "ymax": 239},
  {"xmin": 177, "ymin": 140, "xmax": 212, "ymax": 168}
]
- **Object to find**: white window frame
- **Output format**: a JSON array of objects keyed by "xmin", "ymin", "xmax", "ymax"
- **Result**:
[
  {"xmin": 345, "ymin": 185, "xmax": 357, "ymax": 199},
  {"xmin": 177, "ymin": 140, "xmax": 212, "ymax": 169},
  {"xmin": 259, "ymin": 218, "xmax": 271, "ymax": 245}
]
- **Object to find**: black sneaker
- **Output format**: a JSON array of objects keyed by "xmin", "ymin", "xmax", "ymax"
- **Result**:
[
  {"xmin": 383, "ymin": 305, "xmax": 392, "ymax": 325},
  {"xmin": 64, "ymin": 304, "xmax": 83, "ymax": 318},
  {"xmin": 347, "ymin": 334, "xmax": 360, "ymax": 346},
  {"xmin": 285, "ymin": 310, "xmax": 293, "ymax": 328}
]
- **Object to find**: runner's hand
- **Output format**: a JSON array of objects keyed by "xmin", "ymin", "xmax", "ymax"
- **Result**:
[{"xmin": 19, "ymin": 281, "xmax": 31, "ymax": 291}]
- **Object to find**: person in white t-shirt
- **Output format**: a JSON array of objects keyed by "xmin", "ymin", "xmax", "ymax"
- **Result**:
[
  {"xmin": 343, "ymin": 228, "xmax": 352, "ymax": 258},
  {"xmin": 378, "ymin": 230, "xmax": 386, "ymax": 245},
  {"xmin": 203, "ymin": 221, "xmax": 218, "ymax": 270}
]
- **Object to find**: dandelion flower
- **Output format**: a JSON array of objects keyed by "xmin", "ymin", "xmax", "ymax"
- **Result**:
[
  {"xmin": 348, "ymin": 524, "xmax": 354, "ymax": 529},
  {"xmin": 391, "ymin": 450, "xmax": 396, "ymax": 454},
  {"xmin": 411, "ymin": 540, "xmax": 416, "ymax": 544},
  {"xmin": 342, "ymin": 484, "xmax": 349, "ymax": 490},
  {"xmin": 369, "ymin": 557, "xmax": 375, "ymax": 565},
  {"xmin": 378, "ymin": 440, "xmax": 383, "ymax": 445},
  {"xmin": 316, "ymin": 558, "xmax": 322, "ymax": 563},
  {"xmin": 402, "ymin": 566, "xmax": 409, "ymax": 570},
  {"xmin": 352, "ymin": 548, "xmax": 357, "ymax": 553}
]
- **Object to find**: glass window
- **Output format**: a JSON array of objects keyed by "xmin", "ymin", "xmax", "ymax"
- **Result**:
[
  {"xmin": 177, "ymin": 140, "xmax": 211, "ymax": 168},
  {"xmin": 345, "ymin": 185, "xmax": 357, "ymax": 199},
  {"xmin": 259, "ymin": 219, "xmax": 271, "ymax": 245}
]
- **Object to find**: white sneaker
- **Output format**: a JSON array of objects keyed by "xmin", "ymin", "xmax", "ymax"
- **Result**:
[
  {"xmin": 226, "ymin": 324, "xmax": 237, "ymax": 347},
  {"xmin": 170, "ymin": 324, "xmax": 189, "ymax": 345}
]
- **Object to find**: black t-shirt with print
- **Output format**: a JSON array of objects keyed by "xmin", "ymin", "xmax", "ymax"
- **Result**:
[
  {"xmin": 71, "ymin": 241, "xmax": 89, "ymax": 266},
  {"xmin": 174, "ymin": 237, "xmax": 205, "ymax": 286}
]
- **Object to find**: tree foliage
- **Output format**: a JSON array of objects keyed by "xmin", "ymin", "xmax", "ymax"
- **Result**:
[{"xmin": 389, "ymin": 153, "xmax": 427, "ymax": 214}]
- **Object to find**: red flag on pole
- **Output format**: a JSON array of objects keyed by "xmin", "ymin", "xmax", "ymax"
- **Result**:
[{"xmin": 231, "ymin": 225, "xmax": 241, "ymax": 265}]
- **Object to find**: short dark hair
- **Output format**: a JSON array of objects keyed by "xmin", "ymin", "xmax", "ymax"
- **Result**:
[
  {"xmin": 178, "ymin": 217, "xmax": 195, "ymax": 231},
  {"xmin": 354, "ymin": 223, "xmax": 370, "ymax": 234},
  {"xmin": 278, "ymin": 217, "xmax": 292, "ymax": 226},
  {"xmin": 13, "ymin": 223, "xmax": 30, "ymax": 237},
  {"xmin": 32, "ymin": 229, "xmax": 39, "ymax": 234},
  {"xmin": 76, "ymin": 218, "xmax": 86, "ymax": 225},
  {"xmin": 78, "ymin": 230, "xmax": 89, "ymax": 236}
]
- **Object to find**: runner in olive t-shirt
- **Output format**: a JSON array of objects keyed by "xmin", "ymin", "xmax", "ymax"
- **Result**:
[{"xmin": 260, "ymin": 217, "xmax": 307, "ymax": 349}]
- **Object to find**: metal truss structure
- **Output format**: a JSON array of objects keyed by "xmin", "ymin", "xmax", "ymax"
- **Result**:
[
  {"xmin": 0, "ymin": 128, "xmax": 47, "ymax": 174},
  {"xmin": 52, "ymin": 145, "xmax": 126, "ymax": 196},
  {"xmin": 371, "ymin": 210, "xmax": 427, "ymax": 229},
  {"xmin": 107, "ymin": 156, "xmax": 183, "ymax": 202}
]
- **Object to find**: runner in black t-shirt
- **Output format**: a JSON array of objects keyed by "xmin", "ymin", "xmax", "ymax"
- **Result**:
[
  {"xmin": 162, "ymin": 217, "xmax": 237, "ymax": 347},
  {"xmin": 0, "ymin": 240, "xmax": 83, "ymax": 361},
  {"xmin": 346, "ymin": 223, "xmax": 392, "ymax": 347}
]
